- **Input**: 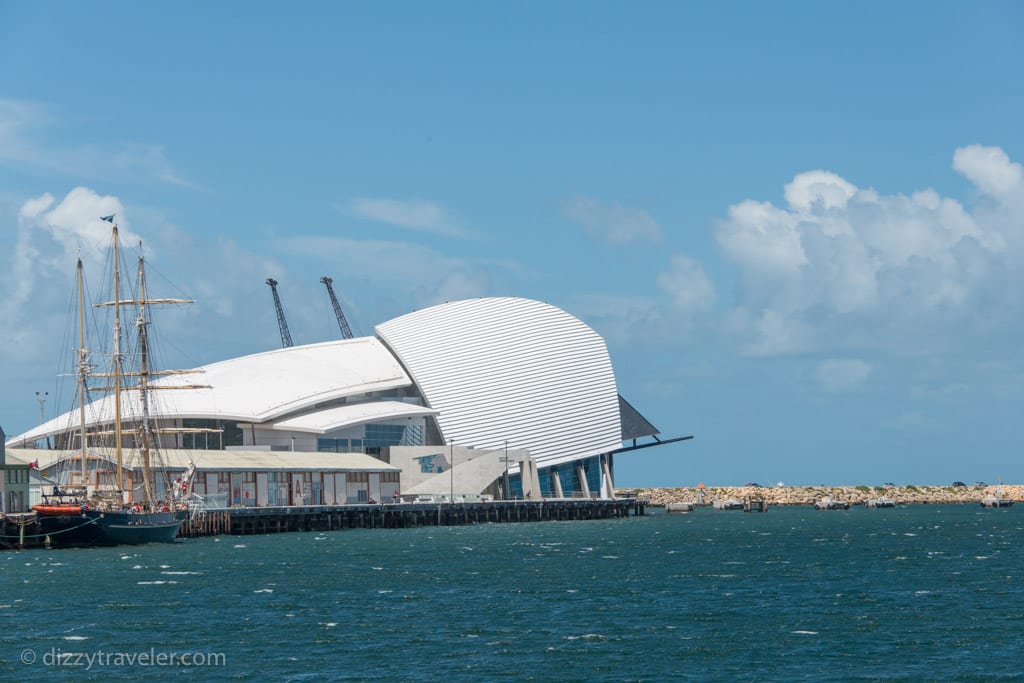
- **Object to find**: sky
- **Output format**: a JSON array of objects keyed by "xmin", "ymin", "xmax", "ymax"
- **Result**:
[{"xmin": 1, "ymin": 2, "xmax": 1022, "ymax": 487}]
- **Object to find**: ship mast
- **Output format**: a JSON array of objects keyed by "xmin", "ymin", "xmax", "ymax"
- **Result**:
[
  {"xmin": 93, "ymin": 219, "xmax": 213, "ymax": 508},
  {"xmin": 112, "ymin": 225, "xmax": 125, "ymax": 500},
  {"xmin": 76, "ymin": 258, "xmax": 89, "ymax": 487},
  {"xmin": 136, "ymin": 254, "xmax": 156, "ymax": 507}
]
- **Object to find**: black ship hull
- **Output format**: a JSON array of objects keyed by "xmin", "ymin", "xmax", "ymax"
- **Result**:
[
  {"xmin": 35, "ymin": 511, "xmax": 105, "ymax": 547},
  {"xmin": 34, "ymin": 509, "xmax": 187, "ymax": 547},
  {"xmin": 88, "ymin": 509, "xmax": 188, "ymax": 545}
]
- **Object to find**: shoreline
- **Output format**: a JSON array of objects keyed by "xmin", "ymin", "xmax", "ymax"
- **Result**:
[{"xmin": 619, "ymin": 483, "xmax": 1022, "ymax": 506}]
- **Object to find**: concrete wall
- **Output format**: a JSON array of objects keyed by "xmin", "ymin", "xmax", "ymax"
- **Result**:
[
  {"xmin": 247, "ymin": 427, "xmax": 318, "ymax": 452},
  {"xmin": 390, "ymin": 445, "xmax": 528, "ymax": 497},
  {"xmin": 245, "ymin": 418, "xmax": 430, "ymax": 453}
]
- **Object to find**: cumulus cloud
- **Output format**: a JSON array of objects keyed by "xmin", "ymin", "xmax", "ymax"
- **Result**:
[
  {"xmin": 1, "ymin": 186, "xmax": 289, "ymax": 377},
  {"xmin": 0, "ymin": 188, "xmax": 143, "ymax": 368},
  {"xmin": 816, "ymin": 358, "xmax": 872, "ymax": 392},
  {"xmin": 4, "ymin": 188, "xmax": 140, "ymax": 325},
  {"xmin": 657, "ymin": 254, "xmax": 715, "ymax": 314},
  {"xmin": 345, "ymin": 198, "xmax": 469, "ymax": 238},
  {"xmin": 716, "ymin": 145, "xmax": 1022, "ymax": 357},
  {"xmin": 561, "ymin": 195, "xmax": 663, "ymax": 245},
  {"xmin": 953, "ymin": 145, "xmax": 1024, "ymax": 201}
]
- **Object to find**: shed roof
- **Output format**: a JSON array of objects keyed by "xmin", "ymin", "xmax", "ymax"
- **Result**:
[{"xmin": 6, "ymin": 447, "xmax": 399, "ymax": 473}]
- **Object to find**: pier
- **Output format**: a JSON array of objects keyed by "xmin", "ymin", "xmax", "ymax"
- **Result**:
[
  {"xmin": 744, "ymin": 498, "xmax": 768, "ymax": 512},
  {"xmin": 181, "ymin": 498, "xmax": 646, "ymax": 537},
  {"xmin": 3, "ymin": 498, "xmax": 646, "ymax": 548}
]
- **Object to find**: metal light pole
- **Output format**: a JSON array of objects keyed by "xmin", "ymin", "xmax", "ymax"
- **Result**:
[
  {"xmin": 35, "ymin": 391, "xmax": 47, "ymax": 424},
  {"xmin": 449, "ymin": 439, "xmax": 454, "ymax": 503},
  {"xmin": 503, "ymin": 440, "xmax": 510, "ymax": 500},
  {"xmin": 35, "ymin": 391, "xmax": 48, "ymax": 449}
]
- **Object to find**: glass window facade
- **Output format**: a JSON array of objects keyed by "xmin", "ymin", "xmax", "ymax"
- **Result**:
[
  {"xmin": 534, "ymin": 456, "xmax": 602, "ymax": 498},
  {"xmin": 317, "ymin": 422, "xmax": 424, "ymax": 453}
]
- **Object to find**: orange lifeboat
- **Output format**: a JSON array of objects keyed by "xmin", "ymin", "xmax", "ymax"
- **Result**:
[{"xmin": 32, "ymin": 504, "xmax": 86, "ymax": 515}]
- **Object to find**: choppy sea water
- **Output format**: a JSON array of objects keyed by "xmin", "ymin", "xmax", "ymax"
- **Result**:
[{"xmin": 1, "ymin": 504, "xmax": 1022, "ymax": 681}]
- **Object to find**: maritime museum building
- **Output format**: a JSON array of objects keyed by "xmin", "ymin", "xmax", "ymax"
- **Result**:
[{"xmin": 7, "ymin": 297, "xmax": 665, "ymax": 502}]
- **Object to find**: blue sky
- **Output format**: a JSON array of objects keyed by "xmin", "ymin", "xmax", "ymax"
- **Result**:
[{"xmin": 1, "ymin": 2, "xmax": 1022, "ymax": 486}]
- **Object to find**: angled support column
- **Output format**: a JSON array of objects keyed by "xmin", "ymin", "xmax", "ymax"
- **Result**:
[
  {"xmin": 576, "ymin": 461, "xmax": 591, "ymax": 499},
  {"xmin": 601, "ymin": 454, "xmax": 615, "ymax": 499}
]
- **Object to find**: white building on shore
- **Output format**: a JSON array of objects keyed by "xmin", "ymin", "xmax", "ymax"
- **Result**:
[
  {"xmin": 7, "ymin": 297, "xmax": 676, "ymax": 504},
  {"xmin": 1, "ymin": 425, "xmax": 32, "ymax": 513}
]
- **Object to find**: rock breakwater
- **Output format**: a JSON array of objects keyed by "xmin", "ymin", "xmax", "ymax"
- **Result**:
[{"xmin": 622, "ymin": 484, "xmax": 1023, "ymax": 507}]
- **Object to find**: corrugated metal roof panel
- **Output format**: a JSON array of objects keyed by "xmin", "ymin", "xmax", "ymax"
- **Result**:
[{"xmin": 377, "ymin": 297, "xmax": 622, "ymax": 467}]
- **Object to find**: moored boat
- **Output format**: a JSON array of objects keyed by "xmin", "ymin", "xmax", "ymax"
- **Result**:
[
  {"xmin": 980, "ymin": 480, "xmax": 1014, "ymax": 508},
  {"xmin": 814, "ymin": 495, "xmax": 849, "ymax": 510},
  {"xmin": 33, "ymin": 486, "xmax": 104, "ymax": 546},
  {"xmin": 32, "ymin": 216, "xmax": 201, "ymax": 547},
  {"xmin": 87, "ymin": 508, "xmax": 190, "ymax": 544}
]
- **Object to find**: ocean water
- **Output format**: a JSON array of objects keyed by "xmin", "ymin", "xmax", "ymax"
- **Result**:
[{"xmin": 2, "ymin": 504, "xmax": 1022, "ymax": 681}]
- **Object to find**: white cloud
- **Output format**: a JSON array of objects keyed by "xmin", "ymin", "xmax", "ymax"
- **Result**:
[
  {"xmin": 0, "ymin": 188, "xmax": 145, "ymax": 373},
  {"xmin": 568, "ymin": 293, "xmax": 668, "ymax": 347},
  {"xmin": 716, "ymin": 145, "xmax": 1022, "ymax": 357},
  {"xmin": 277, "ymin": 235, "xmax": 503, "ymax": 312},
  {"xmin": 725, "ymin": 306, "xmax": 815, "ymax": 356},
  {"xmin": 0, "ymin": 98, "xmax": 198, "ymax": 189},
  {"xmin": 657, "ymin": 254, "xmax": 715, "ymax": 314},
  {"xmin": 816, "ymin": 359, "xmax": 872, "ymax": 392},
  {"xmin": 561, "ymin": 195, "xmax": 663, "ymax": 245},
  {"xmin": 3, "ymin": 188, "xmax": 138, "ymax": 333},
  {"xmin": 784, "ymin": 170, "xmax": 857, "ymax": 213},
  {"xmin": 953, "ymin": 144, "xmax": 1024, "ymax": 201},
  {"xmin": 346, "ymin": 198, "xmax": 469, "ymax": 238},
  {"xmin": 716, "ymin": 199, "xmax": 807, "ymax": 277}
]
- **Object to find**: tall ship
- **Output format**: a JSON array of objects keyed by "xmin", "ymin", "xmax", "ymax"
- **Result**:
[{"xmin": 32, "ymin": 217, "xmax": 201, "ymax": 546}]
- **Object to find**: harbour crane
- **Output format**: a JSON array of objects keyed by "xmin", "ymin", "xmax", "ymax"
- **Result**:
[
  {"xmin": 265, "ymin": 278, "xmax": 294, "ymax": 348},
  {"xmin": 320, "ymin": 276, "xmax": 354, "ymax": 340}
]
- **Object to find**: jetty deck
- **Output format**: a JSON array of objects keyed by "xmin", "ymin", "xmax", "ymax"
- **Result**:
[
  {"xmin": 2, "ymin": 498, "xmax": 646, "ymax": 548},
  {"xmin": 181, "ymin": 498, "xmax": 645, "ymax": 537}
]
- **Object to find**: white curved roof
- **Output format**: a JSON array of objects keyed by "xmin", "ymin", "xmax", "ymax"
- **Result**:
[
  {"xmin": 9, "ymin": 298, "xmax": 627, "ymax": 468},
  {"xmin": 271, "ymin": 401, "xmax": 438, "ymax": 435},
  {"xmin": 9, "ymin": 337, "xmax": 412, "ymax": 447},
  {"xmin": 376, "ymin": 297, "xmax": 622, "ymax": 467}
]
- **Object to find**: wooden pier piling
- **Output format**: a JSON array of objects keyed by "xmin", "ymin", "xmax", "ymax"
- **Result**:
[
  {"xmin": 3, "ymin": 498, "xmax": 646, "ymax": 548},
  {"xmin": 180, "ymin": 498, "xmax": 645, "ymax": 538}
]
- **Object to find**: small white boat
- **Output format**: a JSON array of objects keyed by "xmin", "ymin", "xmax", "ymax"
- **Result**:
[
  {"xmin": 981, "ymin": 481, "xmax": 1014, "ymax": 508},
  {"xmin": 866, "ymin": 496, "xmax": 896, "ymax": 508},
  {"xmin": 712, "ymin": 499, "xmax": 744, "ymax": 510},
  {"xmin": 814, "ymin": 496, "xmax": 849, "ymax": 510},
  {"xmin": 665, "ymin": 502, "xmax": 695, "ymax": 514}
]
